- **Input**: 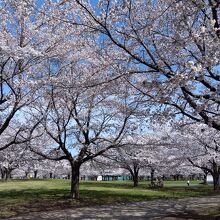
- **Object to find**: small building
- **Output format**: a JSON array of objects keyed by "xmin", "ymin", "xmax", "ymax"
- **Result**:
[
  {"xmin": 206, "ymin": 174, "xmax": 220, "ymax": 184},
  {"xmin": 102, "ymin": 175, "xmax": 131, "ymax": 181}
]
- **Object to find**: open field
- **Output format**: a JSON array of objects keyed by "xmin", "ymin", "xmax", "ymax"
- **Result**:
[{"xmin": 0, "ymin": 179, "xmax": 219, "ymax": 218}]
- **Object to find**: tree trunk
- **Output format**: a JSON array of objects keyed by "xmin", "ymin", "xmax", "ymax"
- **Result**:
[
  {"xmin": 8, "ymin": 169, "xmax": 13, "ymax": 179},
  {"xmin": 212, "ymin": 173, "xmax": 219, "ymax": 190},
  {"xmin": 210, "ymin": 161, "xmax": 219, "ymax": 190},
  {"xmin": 0, "ymin": 168, "xmax": 5, "ymax": 179},
  {"xmin": 70, "ymin": 163, "xmax": 80, "ymax": 199},
  {"xmin": 25, "ymin": 172, "xmax": 29, "ymax": 179},
  {"xmin": 150, "ymin": 169, "xmax": 155, "ymax": 184},
  {"xmin": 133, "ymin": 172, "xmax": 139, "ymax": 187},
  {"xmin": 5, "ymin": 169, "xmax": 9, "ymax": 180},
  {"xmin": 203, "ymin": 174, "xmax": 207, "ymax": 184},
  {"xmin": 34, "ymin": 170, "xmax": 38, "ymax": 179}
]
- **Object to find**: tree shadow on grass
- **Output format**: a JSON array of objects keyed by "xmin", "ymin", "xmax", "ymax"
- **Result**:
[
  {"xmin": 1, "ymin": 184, "xmax": 220, "ymax": 219},
  {"xmin": 0, "ymin": 187, "xmax": 169, "ymax": 219},
  {"xmin": 0, "ymin": 188, "xmax": 72, "ymax": 218},
  {"xmin": 5, "ymin": 194, "xmax": 220, "ymax": 220}
]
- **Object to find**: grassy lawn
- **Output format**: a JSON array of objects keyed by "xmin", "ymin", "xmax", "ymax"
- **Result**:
[{"xmin": 0, "ymin": 179, "xmax": 219, "ymax": 218}]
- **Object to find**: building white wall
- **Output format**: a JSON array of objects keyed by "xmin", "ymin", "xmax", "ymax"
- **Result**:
[{"xmin": 207, "ymin": 174, "xmax": 220, "ymax": 184}]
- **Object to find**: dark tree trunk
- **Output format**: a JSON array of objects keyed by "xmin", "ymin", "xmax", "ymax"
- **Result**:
[
  {"xmin": 212, "ymin": 172, "xmax": 219, "ymax": 190},
  {"xmin": 0, "ymin": 168, "xmax": 5, "ymax": 179},
  {"xmin": 203, "ymin": 174, "xmax": 207, "ymax": 184},
  {"xmin": 133, "ymin": 171, "xmax": 139, "ymax": 187},
  {"xmin": 5, "ymin": 169, "xmax": 10, "ymax": 180},
  {"xmin": 150, "ymin": 169, "xmax": 155, "ymax": 184},
  {"xmin": 34, "ymin": 170, "xmax": 38, "ymax": 179},
  {"xmin": 25, "ymin": 172, "xmax": 29, "ymax": 179},
  {"xmin": 49, "ymin": 172, "xmax": 53, "ymax": 179},
  {"xmin": 70, "ymin": 163, "xmax": 80, "ymax": 199},
  {"xmin": 8, "ymin": 169, "xmax": 13, "ymax": 179},
  {"xmin": 128, "ymin": 165, "xmax": 139, "ymax": 187},
  {"xmin": 211, "ymin": 161, "xmax": 220, "ymax": 190}
]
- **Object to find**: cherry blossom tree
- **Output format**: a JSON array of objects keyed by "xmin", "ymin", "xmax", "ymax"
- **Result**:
[
  {"xmin": 0, "ymin": 0, "xmax": 73, "ymax": 150},
  {"xmin": 0, "ymin": 0, "xmax": 101, "ymax": 151},
  {"xmin": 80, "ymin": 161, "xmax": 104, "ymax": 180},
  {"xmin": 100, "ymin": 131, "xmax": 187, "ymax": 186},
  {"xmin": 57, "ymin": 0, "xmax": 220, "ymax": 130},
  {"xmin": 113, "ymin": 146, "xmax": 147, "ymax": 187},
  {"xmin": 185, "ymin": 125, "xmax": 220, "ymax": 189},
  {"xmin": 28, "ymin": 60, "xmax": 144, "ymax": 199},
  {"xmin": 168, "ymin": 123, "xmax": 220, "ymax": 189},
  {"xmin": 0, "ymin": 144, "xmax": 29, "ymax": 180},
  {"xmin": 102, "ymin": 134, "xmax": 162, "ymax": 187}
]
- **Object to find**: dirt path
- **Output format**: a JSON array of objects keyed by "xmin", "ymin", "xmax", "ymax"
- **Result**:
[{"xmin": 8, "ymin": 195, "xmax": 220, "ymax": 220}]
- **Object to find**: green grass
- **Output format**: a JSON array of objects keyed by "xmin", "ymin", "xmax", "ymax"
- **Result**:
[{"xmin": 0, "ymin": 179, "xmax": 219, "ymax": 218}]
